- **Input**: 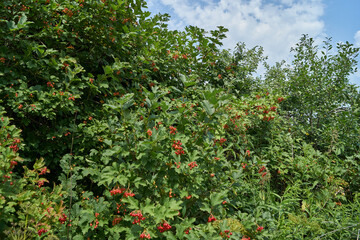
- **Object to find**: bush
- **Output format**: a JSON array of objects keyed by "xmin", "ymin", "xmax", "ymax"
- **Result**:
[{"xmin": 1, "ymin": 0, "xmax": 359, "ymax": 239}]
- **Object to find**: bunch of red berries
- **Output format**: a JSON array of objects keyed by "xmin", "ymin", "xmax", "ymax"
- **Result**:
[
  {"xmin": 208, "ymin": 214, "xmax": 216, "ymax": 222},
  {"xmin": 259, "ymin": 166, "xmax": 267, "ymax": 177},
  {"xmin": 174, "ymin": 161, "xmax": 181, "ymax": 169},
  {"xmin": 257, "ymin": 226, "xmax": 264, "ymax": 232},
  {"xmin": 110, "ymin": 187, "xmax": 125, "ymax": 196},
  {"xmin": 130, "ymin": 210, "xmax": 145, "ymax": 225},
  {"xmin": 59, "ymin": 213, "xmax": 67, "ymax": 224},
  {"xmin": 39, "ymin": 167, "xmax": 48, "ymax": 176},
  {"xmin": 188, "ymin": 161, "xmax": 198, "ymax": 170},
  {"xmin": 140, "ymin": 231, "xmax": 151, "ymax": 239},
  {"xmin": 112, "ymin": 217, "xmax": 122, "ymax": 226},
  {"xmin": 147, "ymin": 129, "xmax": 152, "ymax": 137},
  {"xmin": 157, "ymin": 221, "xmax": 172, "ymax": 233},
  {"xmin": 172, "ymin": 140, "xmax": 185, "ymax": 155},
  {"xmin": 9, "ymin": 141, "xmax": 19, "ymax": 153},
  {"xmin": 38, "ymin": 229, "xmax": 47, "ymax": 237},
  {"xmin": 38, "ymin": 180, "xmax": 45, "ymax": 188},
  {"xmin": 184, "ymin": 227, "xmax": 192, "ymax": 234},
  {"xmin": 213, "ymin": 138, "xmax": 226, "ymax": 146},
  {"xmin": 169, "ymin": 126, "xmax": 177, "ymax": 135},
  {"xmin": 123, "ymin": 191, "xmax": 135, "ymax": 197},
  {"xmin": 219, "ymin": 230, "xmax": 233, "ymax": 238},
  {"xmin": 10, "ymin": 161, "xmax": 17, "ymax": 168}
]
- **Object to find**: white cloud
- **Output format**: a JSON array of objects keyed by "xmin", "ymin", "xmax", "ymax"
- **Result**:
[
  {"xmin": 147, "ymin": 0, "xmax": 326, "ymax": 65},
  {"xmin": 355, "ymin": 30, "xmax": 360, "ymax": 47}
]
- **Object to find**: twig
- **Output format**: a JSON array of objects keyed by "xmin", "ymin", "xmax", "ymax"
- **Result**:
[
  {"xmin": 67, "ymin": 111, "xmax": 77, "ymax": 240},
  {"xmin": 316, "ymin": 223, "xmax": 360, "ymax": 239}
]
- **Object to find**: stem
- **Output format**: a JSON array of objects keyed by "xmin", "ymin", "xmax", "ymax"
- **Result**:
[
  {"xmin": 67, "ymin": 111, "xmax": 77, "ymax": 240},
  {"xmin": 315, "ymin": 223, "xmax": 359, "ymax": 239}
]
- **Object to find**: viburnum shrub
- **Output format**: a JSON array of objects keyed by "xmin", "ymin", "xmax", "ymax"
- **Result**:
[
  {"xmin": 1, "ymin": 0, "xmax": 360, "ymax": 239},
  {"xmin": 0, "ymin": 109, "xmax": 67, "ymax": 238}
]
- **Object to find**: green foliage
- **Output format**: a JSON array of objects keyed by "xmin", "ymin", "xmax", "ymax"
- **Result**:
[{"xmin": 1, "ymin": 0, "xmax": 360, "ymax": 239}]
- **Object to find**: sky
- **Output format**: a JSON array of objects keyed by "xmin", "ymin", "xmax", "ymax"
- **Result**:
[{"xmin": 146, "ymin": 0, "xmax": 360, "ymax": 85}]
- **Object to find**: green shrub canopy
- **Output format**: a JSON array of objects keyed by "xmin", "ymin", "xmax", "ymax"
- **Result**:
[{"xmin": 1, "ymin": 0, "xmax": 359, "ymax": 239}]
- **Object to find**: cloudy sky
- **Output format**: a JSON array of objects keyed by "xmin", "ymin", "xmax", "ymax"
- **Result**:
[{"xmin": 146, "ymin": 0, "xmax": 360, "ymax": 85}]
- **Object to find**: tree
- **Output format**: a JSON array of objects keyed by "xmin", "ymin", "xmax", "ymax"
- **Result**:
[{"xmin": 265, "ymin": 35, "xmax": 360, "ymax": 154}]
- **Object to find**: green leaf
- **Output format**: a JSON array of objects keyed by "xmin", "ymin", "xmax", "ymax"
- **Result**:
[
  {"xmin": 104, "ymin": 65, "xmax": 113, "ymax": 75},
  {"xmin": 201, "ymin": 100, "xmax": 215, "ymax": 116},
  {"xmin": 184, "ymin": 81, "xmax": 196, "ymax": 87},
  {"xmin": 140, "ymin": 198, "xmax": 155, "ymax": 215},
  {"xmin": 7, "ymin": 21, "xmax": 16, "ymax": 30},
  {"xmin": 170, "ymin": 86, "xmax": 182, "ymax": 93},
  {"xmin": 179, "ymin": 74, "xmax": 196, "ymax": 87},
  {"xmin": 18, "ymin": 14, "xmax": 27, "ymax": 25},
  {"xmin": 200, "ymin": 202, "xmax": 211, "ymax": 213},
  {"xmin": 73, "ymin": 235, "xmax": 85, "ymax": 240},
  {"xmin": 209, "ymin": 191, "xmax": 227, "ymax": 207},
  {"xmin": 123, "ymin": 98, "xmax": 134, "ymax": 110},
  {"xmin": 122, "ymin": 196, "xmax": 139, "ymax": 209},
  {"xmin": 153, "ymin": 199, "xmax": 182, "ymax": 222}
]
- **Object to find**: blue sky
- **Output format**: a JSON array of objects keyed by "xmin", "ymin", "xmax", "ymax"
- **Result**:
[
  {"xmin": 146, "ymin": 0, "xmax": 360, "ymax": 85},
  {"xmin": 323, "ymin": 0, "xmax": 360, "ymax": 45}
]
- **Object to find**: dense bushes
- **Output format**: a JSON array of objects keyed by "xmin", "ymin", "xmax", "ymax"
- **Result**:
[{"xmin": 1, "ymin": 0, "xmax": 360, "ymax": 239}]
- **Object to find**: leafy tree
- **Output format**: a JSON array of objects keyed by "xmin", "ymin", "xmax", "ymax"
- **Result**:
[{"xmin": 265, "ymin": 35, "xmax": 360, "ymax": 154}]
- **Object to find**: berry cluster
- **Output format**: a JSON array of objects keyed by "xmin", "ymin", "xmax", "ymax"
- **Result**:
[
  {"xmin": 140, "ymin": 231, "xmax": 151, "ymax": 239},
  {"xmin": 123, "ymin": 191, "xmax": 135, "ymax": 197},
  {"xmin": 112, "ymin": 217, "xmax": 122, "ymax": 226},
  {"xmin": 90, "ymin": 213, "xmax": 100, "ymax": 229},
  {"xmin": 47, "ymin": 81, "xmax": 54, "ymax": 88},
  {"xmin": 188, "ymin": 161, "xmax": 198, "ymax": 170},
  {"xmin": 184, "ymin": 227, "xmax": 192, "ymax": 234},
  {"xmin": 130, "ymin": 210, "xmax": 145, "ymax": 225},
  {"xmin": 169, "ymin": 126, "xmax": 177, "ymax": 135},
  {"xmin": 219, "ymin": 230, "xmax": 233, "ymax": 238},
  {"xmin": 59, "ymin": 213, "xmax": 67, "ymax": 224},
  {"xmin": 263, "ymin": 115, "xmax": 275, "ymax": 122},
  {"xmin": 208, "ymin": 214, "xmax": 216, "ymax": 222},
  {"xmin": 174, "ymin": 161, "xmax": 181, "ymax": 169},
  {"xmin": 9, "ymin": 138, "xmax": 20, "ymax": 153},
  {"xmin": 169, "ymin": 188, "xmax": 175, "ymax": 198},
  {"xmin": 147, "ymin": 129, "xmax": 152, "ymax": 137},
  {"xmin": 110, "ymin": 187, "xmax": 125, "ymax": 196},
  {"xmin": 38, "ymin": 180, "xmax": 45, "ymax": 188},
  {"xmin": 172, "ymin": 140, "xmax": 185, "ymax": 155},
  {"xmin": 256, "ymin": 226, "xmax": 264, "ymax": 232},
  {"xmin": 39, "ymin": 167, "xmax": 48, "ymax": 176},
  {"xmin": 10, "ymin": 161, "xmax": 18, "ymax": 168},
  {"xmin": 213, "ymin": 138, "xmax": 226, "ymax": 146},
  {"xmin": 38, "ymin": 228, "xmax": 47, "ymax": 237},
  {"xmin": 259, "ymin": 166, "xmax": 267, "ymax": 177},
  {"xmin": 157, "ymin": 221, "xmax": 172, "ymax": 233}
]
